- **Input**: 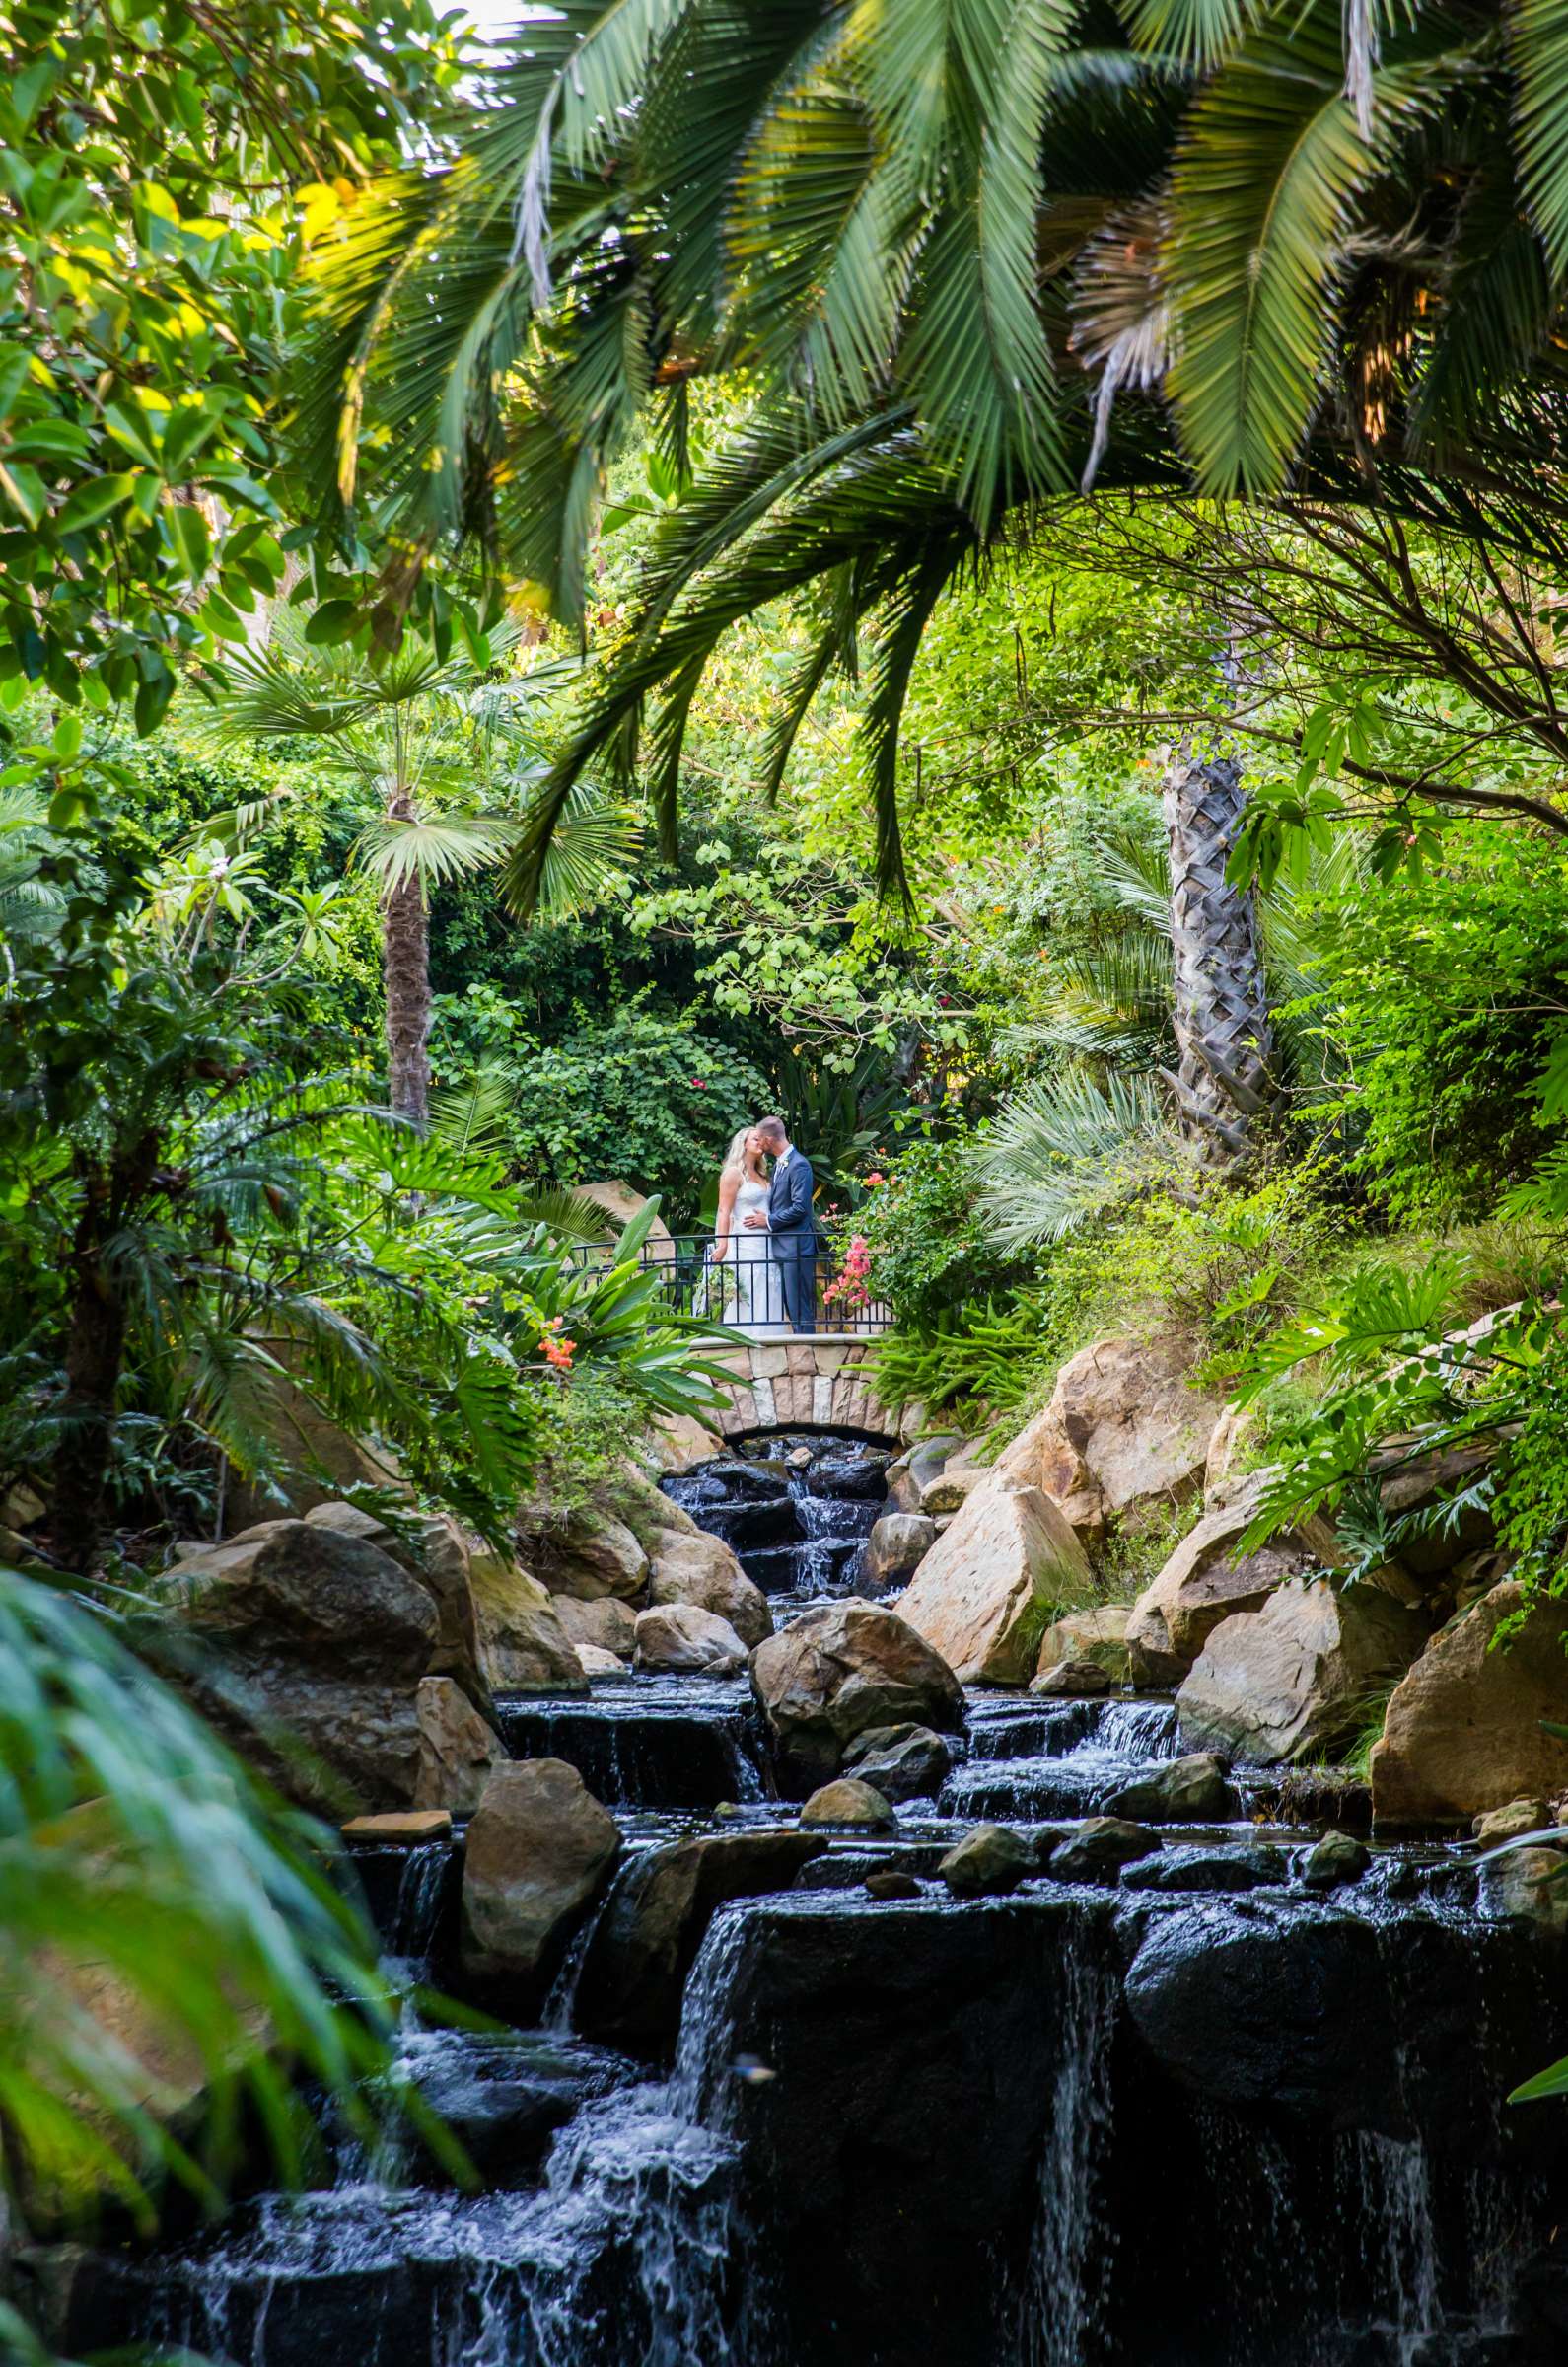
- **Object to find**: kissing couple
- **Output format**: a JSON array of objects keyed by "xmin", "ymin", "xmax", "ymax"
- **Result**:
[{"xmin": 710, "ymin": 1116, "xmax": 822, "ymax": 1337}]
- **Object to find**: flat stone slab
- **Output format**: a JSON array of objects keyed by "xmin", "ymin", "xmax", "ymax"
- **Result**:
[{"xmin": 341, "ymin": 1808, "xmax": 453, "ymax": 1842}]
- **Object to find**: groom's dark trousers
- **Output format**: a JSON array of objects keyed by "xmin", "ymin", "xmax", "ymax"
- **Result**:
[{"xmin": 768, "ymin": 1151, "xmax": 819, "ymax": 1334}]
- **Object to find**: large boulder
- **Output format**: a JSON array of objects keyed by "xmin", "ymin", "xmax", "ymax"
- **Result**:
[
  {"xmin": 301, "ymin": 1501, "xmax": 486, "ymax": 1703},
  {"xmin": 1124, "ymin": 1900, "xmax": 1401, "ymax": 2127},
  {"xmin": 634, "ymin": 1602, "xmax": 748, "ymax": 1675},
  {"xmin": 1035, "ymin": 1605, "xmax": 1131, "ymax": 1683},
  {"xmin": 1176, "ymin": 1577, "xmax": 1429, "ymax": 1765},
  {"xmin": 894, "ymin": 1480, "xmax": 1094, "ymax": 1684},
  {"xmin": 171, "ymin": 1519, "xmax": 447, "ymax": 1809},
  {"xmin": 841, "ymin": 1722, "xmax": 954, "ymax": 1803},
  {"xmin": 576, "ymin": 1829, "xmax": 826, "ymax": 2045},
  {"xmin": 1371, "ymin": 1582, "xmax": 1568, "ymax": 1828},
  {"xmin": 465, "ymin": 1548, "xmax": 587, "ymax": 1692},
  {"xmin": 531, "ymin": 1499, "xmax": 649, "ymax": 1602},
  {"xmin": 551, "ymin": 1595, "xmax": 638, "ymax": 1663},
  {"xmin": 996, "ymin": 1330, "xmax": 1224, "ymax": 1540},
  {"xmin": 1372, "ymin": 1438, "xmax": 1498, "ymax": 1579},
  {"xmin": 862, "ymin": 1512, "xmax": 938, "ymax": 1591},
  {"xmin": 749, "ymin": 1601, "xmax": 965, "ymax": 1791},
  {"xmin": 221, "ymin": 1374, "xmax": 398, "ymax": 1531},
  {"xmin": 460, "ymin": 1760, "xmax": 618, "ymax": 1991},
  {"xmin": 646, "ymin": 1411, "xmax": 726, "ymax": 1474},
  {"xmin": 647, "ymin": 1530, "xmax": 772, "ymax": 1647},
  {"xmin": 412, "ymin": 1675, "xmax": 503, "ymax": 1815},
  {"xmin": 800, "ymin": 1777, "xmax": 895, "ymax": 1829},
  {"xmin": 1124, "ymin": 1478, "xmax": 1345, "ymax": 1688}
]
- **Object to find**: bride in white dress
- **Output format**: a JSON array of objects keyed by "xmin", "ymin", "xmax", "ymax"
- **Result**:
[{"xmin": 711, "ymin": 1126, "xmax": 787, "ymax": 1337}]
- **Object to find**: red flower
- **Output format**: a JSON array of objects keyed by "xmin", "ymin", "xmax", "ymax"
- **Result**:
[
  {"xmin": 690, "ymin": 1077, "xmax": 706, "ymax": 1089},
  {"xmin": 864, "ymin": 1171, "xmax": 885, "ymax": 1187}
]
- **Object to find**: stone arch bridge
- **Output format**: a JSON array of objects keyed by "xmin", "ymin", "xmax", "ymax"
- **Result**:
[{"xmin": 709, "ymin": 1334, "xmax": 907, "ymax": 1443}]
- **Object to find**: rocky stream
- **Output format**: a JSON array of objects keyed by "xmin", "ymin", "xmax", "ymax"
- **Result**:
[{"xmin": 27, "ymin": 1430, "xmax": 1568, "ymax": 2366}]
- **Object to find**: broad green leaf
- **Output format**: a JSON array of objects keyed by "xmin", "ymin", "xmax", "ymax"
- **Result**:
[
  {"xmin": 304, "ymin": 598, "xmax": 362, "ymax": 646},
  {"xmin": 1513, "ymin": 0, "xmax": 1568, "ymax": 275},
  {"xmin": 55, "ymin": 473, "xmax": 136, "ymax": 534}
]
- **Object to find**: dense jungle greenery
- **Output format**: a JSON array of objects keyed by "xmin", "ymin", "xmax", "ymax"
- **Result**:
[{"xmin": 15, "ymin": 0, "xmax": 1568, "ymax": 2319}]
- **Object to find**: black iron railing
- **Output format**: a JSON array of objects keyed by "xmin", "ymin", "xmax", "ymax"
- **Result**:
[{"xmin": 575, "ymin": 1226, "xmax": 891, "ymax": 1335}]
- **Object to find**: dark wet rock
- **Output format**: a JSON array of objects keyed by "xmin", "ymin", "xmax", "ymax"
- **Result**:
[
  {"xmin": 686, "ymin": 1496, "xmax": 802, "ymax": 1553},
  {"xmin": 841, "ymin": 1721, "xmax": 953, "ymax": 1803},
  {"xmin": 1105, "ymin": 1752, "xmax": 1237, "ymax": 1825},
  {"xmin": 1301, "ymin": 1829, "xmax": 1372, "ymax": 1891},
  {"xmin": 806, "ymin": 1448, "xmax": 892, "ymax": 1501},
  {"xmin": 938, "ymin": 1824, "xmax": 1033, "ymax": 1899},
  {"xmin": 405, "ymin": 2034, "xmax": 634, "ymax": 2185},
  {"xmin": 800, "ymin": 1778, "xmax": 895, "ymax": 1829},
  {"xmin": 865, "ymin": 1870, "xmax": 921, "ymax": 1901},
  {"xmin": 1050, "ymin": 1817, "xmax": 1162, "ymax": 1884},
  {"xmin": 791, "ymin": 1845, "xmax": 952, "ymax": 1891},
  {"xmin": 576, "ymin": 1828, "xmax": 825, "ymax": 2047},
  {"xmin": 719, "ymin": 1891, "xmax": 1120, "ymax": 2367},
  {"xmin": 668, "ymin": 1458, "xmax": 790, "ymax": 1506},
  {"xmin": 1032, "ymin": 1657, "xmax": 1112, "ymax": 1699},
  {"xmin": 749, "ymin": 1600, "xmax": 964, "ymax": 1791},
  {"xmin": 460, "ymin": 1759, "xmax": 618, "ymax": 1995},
  {"xmin": 1121, "ymin": 1844, "xmax": 1289, "ymax": 1895},
  {"xmin": 1124, "ymin": 1900, "xmax": 1401, "ymax": 2127}
]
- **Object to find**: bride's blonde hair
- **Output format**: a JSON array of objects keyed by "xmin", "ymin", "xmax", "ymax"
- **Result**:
[{"xmin": 722, "ymin": 1125, "xmax": 757, "ymax": 1183}]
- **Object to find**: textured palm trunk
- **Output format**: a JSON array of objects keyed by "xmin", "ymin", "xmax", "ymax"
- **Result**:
[
  {"xmin": 51, "ymin": 1138, "xmax": 156, "ymax": 1575},
  {"xmin": 1162, "ymin": 745, "xmax": 1276, "ymax": 1171},
  {"xmin": 381, "ymin": 793, "xmax": 430, "ymax": 1128}
]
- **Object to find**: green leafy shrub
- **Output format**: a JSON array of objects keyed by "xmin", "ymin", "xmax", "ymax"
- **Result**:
[
  {"xmin": 1312, "ymin": 825, "xmax": 1568, "ymax": 1223},
  {"xmin": 860, "ymin": 1134, "xmax": 1038, "ymax": 1331},
  {"xmin": 463, "ymin": 1008, "xmax": 769, "ymax": 1228},
  {"xmin": 871, "ymin": 1293, "xmax": 1057, "ymax": 1421}
]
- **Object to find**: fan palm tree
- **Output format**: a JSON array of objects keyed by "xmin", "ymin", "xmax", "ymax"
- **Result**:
[{"xmin": 206, "ymin": 638, "xmax": 637, "ymax": 1126}]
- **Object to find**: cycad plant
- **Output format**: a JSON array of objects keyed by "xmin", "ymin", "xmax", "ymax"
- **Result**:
[
  {"xmin": 206, "ymin": 635, "xmax": 637, "ymax": 1126},
  {"xmin": 975, "ymin": 826, "xmax": 1364, "ymax": 1245}
]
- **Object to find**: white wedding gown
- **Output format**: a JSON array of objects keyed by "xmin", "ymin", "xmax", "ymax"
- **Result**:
[{"xmin": 721, "ymin": 1175, "xmax": 787, "ymax": 1337}]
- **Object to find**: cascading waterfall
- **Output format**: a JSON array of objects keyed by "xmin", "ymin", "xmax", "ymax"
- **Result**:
[
  {"xmin": 1015, "ymin": 1924, "xmax": 1120, "ymax": 2367},
  {"xmin": 43, "ymin": 1440, "xmax": 1568, "ymax": 2367},
  {"xmin": 1351, "ymin": 2133, "xmax": 1443, "ymax": 2346}
]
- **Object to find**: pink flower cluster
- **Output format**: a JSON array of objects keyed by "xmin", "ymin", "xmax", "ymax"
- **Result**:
[{"xmin": 823, "ymin": 1232, "xmax": 873, "ymax": 1313}]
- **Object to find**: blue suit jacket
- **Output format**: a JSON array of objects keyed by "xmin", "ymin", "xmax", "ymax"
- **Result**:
[{"xmin": 768, "ymin": 1150, "xmax": 819, "ymax": 1253}]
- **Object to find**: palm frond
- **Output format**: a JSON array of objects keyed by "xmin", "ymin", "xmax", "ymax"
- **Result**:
[
  {"xmin": 974, "ymin": 1067, "xmax": 1177, "ymax": 1245},
  {"xmin": 352, "ymin": 812, "xmax": 519, "ymax": 892},
  {"xmin": 1165, "ymin": 5, "xmax": 1461, "ymax": 492}
]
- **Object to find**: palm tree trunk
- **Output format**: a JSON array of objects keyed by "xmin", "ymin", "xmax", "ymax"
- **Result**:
[
  {"xmin": 1162, "ymin": 632, "xmax": 1277, "ymax": 1172},
  {"xmin": 51, "ymin": 1138, "xmax": 156, "ymax": 1574},
  {"xmin": 381, "ymin": 795, "xmax": 430, "ymax": 1128}
]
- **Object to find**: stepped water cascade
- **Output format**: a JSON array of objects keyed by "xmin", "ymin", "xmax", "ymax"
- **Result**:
[{"xmin": 37, "ymin": 1432, "xmax": 1568, "ymax": 2367}]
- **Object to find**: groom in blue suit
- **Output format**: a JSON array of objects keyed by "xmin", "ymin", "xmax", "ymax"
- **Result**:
[{"xmin": 747, "ymin": 1115, "xmax": 819, "ymax": 1333}]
